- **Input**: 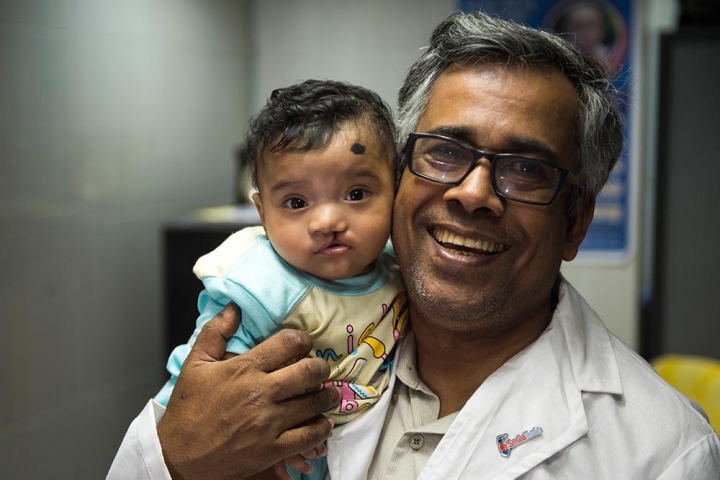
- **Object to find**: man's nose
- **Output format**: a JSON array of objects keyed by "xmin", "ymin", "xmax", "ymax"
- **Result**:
[
  {"xmin": 443, "ymin": 160, "xmax": 505, "ymax": 215},
  {"xmin": 308, "ymin": 204, "xmax": 348, "ymax": 234}
]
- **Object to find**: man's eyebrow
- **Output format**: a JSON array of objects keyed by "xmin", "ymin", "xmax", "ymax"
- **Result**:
[
  {"xmin": 503, "ymin": 136, "xmax": 560, "ymax": 163},
  {"xmin": 425, "ymin": 125, "xmax": 476, "ymax": 143},
  {"xmin": 423, "ymin": 126, "xmax": 560, "ymax": 163}
]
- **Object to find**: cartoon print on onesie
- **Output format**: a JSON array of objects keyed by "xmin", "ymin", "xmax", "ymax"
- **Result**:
[{"xmin": 322, "ymin": 292, "xmax": 409, "ymax": 419}]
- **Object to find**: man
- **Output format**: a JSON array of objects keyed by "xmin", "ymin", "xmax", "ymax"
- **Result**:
[{"xmin": 109, "ymin": 11, "xmax": 720, "ymax": 479}]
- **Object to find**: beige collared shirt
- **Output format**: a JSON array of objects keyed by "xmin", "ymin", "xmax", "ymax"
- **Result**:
[{"xmin": 367, "ymin": 332, "xmax": 458, "ymax": 480}]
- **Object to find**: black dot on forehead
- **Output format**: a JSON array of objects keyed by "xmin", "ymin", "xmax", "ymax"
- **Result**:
[{"xmin": 350, "ymin": 142, "xmax": 365, "ymax": 155}]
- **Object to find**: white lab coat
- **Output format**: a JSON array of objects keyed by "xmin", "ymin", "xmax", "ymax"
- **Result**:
[{"xmin": 108, "ymin": 279, "xmax": 720, "ymax": 479}]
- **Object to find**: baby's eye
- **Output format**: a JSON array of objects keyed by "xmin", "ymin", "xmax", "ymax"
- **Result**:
[
  {"xmin": 283, "ymin": 197, "xmax": 307, "ymax": 209},
  {"xmin": 346, "ymin": 189, "xmax": 368, "ymax": 201}
]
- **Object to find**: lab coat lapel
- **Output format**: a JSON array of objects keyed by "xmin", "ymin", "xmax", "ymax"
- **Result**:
[{"xmin": 418, "ymin": 323, "xmax": 589, "ymax": 479}]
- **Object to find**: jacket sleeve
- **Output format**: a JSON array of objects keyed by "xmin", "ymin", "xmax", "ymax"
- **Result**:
[
  {"xmin": 106, "ymin": 400, "xmax": 170, "ymax": 480},
  {"xmin": 154, "ymin": 277, "xmax": 285, "ymax": 406},
  {"xmin": 657, "ymin": 432, "xmax": 720, "ymax": 480}
]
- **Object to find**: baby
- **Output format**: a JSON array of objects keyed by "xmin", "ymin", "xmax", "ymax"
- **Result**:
[{"xmin": 156, "ymin": 79, "xmax": 408, "ymax": 479}]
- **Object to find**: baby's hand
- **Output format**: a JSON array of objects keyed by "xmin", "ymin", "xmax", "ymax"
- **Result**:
[{"xmin": 271, "ymin": 443, "xmax": 329, "ymax": 479}]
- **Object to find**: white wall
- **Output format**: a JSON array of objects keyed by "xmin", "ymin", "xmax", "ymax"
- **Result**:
[
  {"xmin": 0, "ymin": 1, "xmax": 249, "ymax": 477},
  {"xmin": 251, "ymin": 0, "xmax": 456, "ymax": 112}
]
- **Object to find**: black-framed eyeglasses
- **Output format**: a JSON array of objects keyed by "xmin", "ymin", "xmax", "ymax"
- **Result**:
[{"xmin": 404, "ymin": 133, "xmax": 581, "ymax": 205}]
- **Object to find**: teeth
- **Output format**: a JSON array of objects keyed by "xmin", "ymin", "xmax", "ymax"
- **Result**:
[{"xmin": 433, "ymin": 228, "xmax": 507, "ymax": 254}]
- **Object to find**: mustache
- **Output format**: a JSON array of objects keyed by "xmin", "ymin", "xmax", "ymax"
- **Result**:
[{"xmin": 417, "ymin": 209, "xmax": 523, "ymax": 243}]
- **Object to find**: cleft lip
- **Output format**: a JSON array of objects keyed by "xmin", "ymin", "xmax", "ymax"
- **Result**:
[
  {"xmin": 318, "ymin": 234, "xmax": 349, "ymax": 253},
  {"xmin": 430, "ymin": 226, "xmax": 509, "ymax": 255}
]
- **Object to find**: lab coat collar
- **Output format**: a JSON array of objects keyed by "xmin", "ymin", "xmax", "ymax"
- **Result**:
[
  {"xmin": 418, "ymin": 278, "xmax": 624, "ymax": 479},
  {"xmin": 556, "ymin": 277, "xmax": 623, "ymax": 395}
]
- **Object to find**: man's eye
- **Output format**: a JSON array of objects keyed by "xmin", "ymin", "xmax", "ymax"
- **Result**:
[
  {"xmin": 283, "ymin": 197, "xmax": 307, "ymax": 209},
  {"xmin": 513, "ymin": 161, "xmax": 541, "ymax": 175},
  {"xmin": 346, "ymin": 189, "xmax": 368, "ymax": 201},
  {"xmin": 429, "ymin": 144, "xmax": 467, "ymax": 162},
  {"xmin": 500, "ymin": 158, "xmax": 542, "ymax": 177}
]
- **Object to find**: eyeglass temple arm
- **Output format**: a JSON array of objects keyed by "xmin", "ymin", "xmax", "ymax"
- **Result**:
[{"xmin": 567, "ymin": 171, "xmax": 581, "ymax": 188}]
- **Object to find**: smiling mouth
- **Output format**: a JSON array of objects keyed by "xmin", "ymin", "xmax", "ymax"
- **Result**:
[{"xmin": 431, "ymin": 227, "xmax": 508, "ymax": 256}]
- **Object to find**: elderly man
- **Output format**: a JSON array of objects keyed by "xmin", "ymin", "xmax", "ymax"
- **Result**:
[{"xmin": 109, "ymin": 11, "xmax": 719, "ymax": 479}]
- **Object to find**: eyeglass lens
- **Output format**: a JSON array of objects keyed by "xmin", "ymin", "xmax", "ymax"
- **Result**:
[{"xmin": 409, "ymin": 135, "xmax": 564, "ymax": 204}]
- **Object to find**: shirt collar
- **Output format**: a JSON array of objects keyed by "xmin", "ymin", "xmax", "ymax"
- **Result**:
[
  {"xmin": 395, "ymin": 330, "xmax": 437, "ymax": 396},
  {"xmin": 395, "ymin": 277, "xmax": 624, "ymax": 397}
]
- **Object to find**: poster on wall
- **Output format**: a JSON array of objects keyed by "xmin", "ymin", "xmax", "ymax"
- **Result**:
[{"xmin": 457, "ymin": 0, "xmax": 636, "ymax": 262}]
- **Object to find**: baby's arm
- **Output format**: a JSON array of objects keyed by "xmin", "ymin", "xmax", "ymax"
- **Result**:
[{"xmin": 156, "ymin": 279, "xmax": 283, "ymax": 406}]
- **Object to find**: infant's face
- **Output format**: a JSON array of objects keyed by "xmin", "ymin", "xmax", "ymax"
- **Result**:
[{"xmin": 253, "ymin": 125, "xmax": 395, "ymax": 280}]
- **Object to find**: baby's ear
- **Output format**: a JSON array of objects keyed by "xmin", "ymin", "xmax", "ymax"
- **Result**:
[{"xmin": 252, "ymin": 192, "xmax": 266, "ymax": 227}]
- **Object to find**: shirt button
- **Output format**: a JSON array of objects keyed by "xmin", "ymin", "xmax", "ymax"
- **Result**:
[{"xmin": 409, "ymin": 433, "xmax": 425, "ymax": 450}]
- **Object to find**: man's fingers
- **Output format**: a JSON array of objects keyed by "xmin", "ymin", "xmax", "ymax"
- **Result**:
[
  {"xmin": 157, "ymin": 310, "xmax": 339, "ymax": 479},
  {"xmin": 188, "ymin": 303, "xmax": 241, "ymax": 362},
  {"xmin": 274, "ymin": 390, "xmax": 339, "ymax": 433},
  {"xmin": 242, "ymin": 329, "xmax": 315, "ymax": 373},
  {"xmin": 310, "ymin": 443, "xmax": 328, "ymax": 459},
  {"xmin": 267, "ymin": 356, "xmax": 332, "ymax": 400},
  {"xmin": 275, "ymin": 415, "xmax": 335, "ymax": 460},
  {"xmin": 298, "ymin": 447, "xmax": 318, "ymax": 461}
]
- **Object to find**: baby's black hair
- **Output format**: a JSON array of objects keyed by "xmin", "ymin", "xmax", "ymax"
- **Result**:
[{"xmin": 244, "ymin": 79, "xmax": 397, "ymax": 188}]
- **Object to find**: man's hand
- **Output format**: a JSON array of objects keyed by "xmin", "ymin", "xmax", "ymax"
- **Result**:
[{"xmin": 157, "ymin": 303, "xmax": 340, "ymax": 479}]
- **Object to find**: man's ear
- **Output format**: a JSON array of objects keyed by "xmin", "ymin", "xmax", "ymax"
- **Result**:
[
  {"xmin": 252, "ymin": 192, "xmax": 266, "ymax": 228},
  {"xmin": 563, "ymin": 194, "xmax": 596, "ymax": 262}
]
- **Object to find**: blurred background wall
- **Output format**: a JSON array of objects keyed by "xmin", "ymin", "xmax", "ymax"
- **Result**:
[
  {"xmin": 0, "ymin": 0, "xmax": 716, "ymax": 478},
  {"xmin": 0, "ymin": 1, "xmax": 249, "ymax": 477}
]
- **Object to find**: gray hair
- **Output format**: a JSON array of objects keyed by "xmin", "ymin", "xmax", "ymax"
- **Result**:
[{"xmin": 397, "ymin": 11, "xmax": 624, "ymax": 215}]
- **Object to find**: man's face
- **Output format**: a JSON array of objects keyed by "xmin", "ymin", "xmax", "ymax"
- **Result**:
[{"xmin": 392, "ymin": 63, "xmax": 594, "ymax": 335}]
